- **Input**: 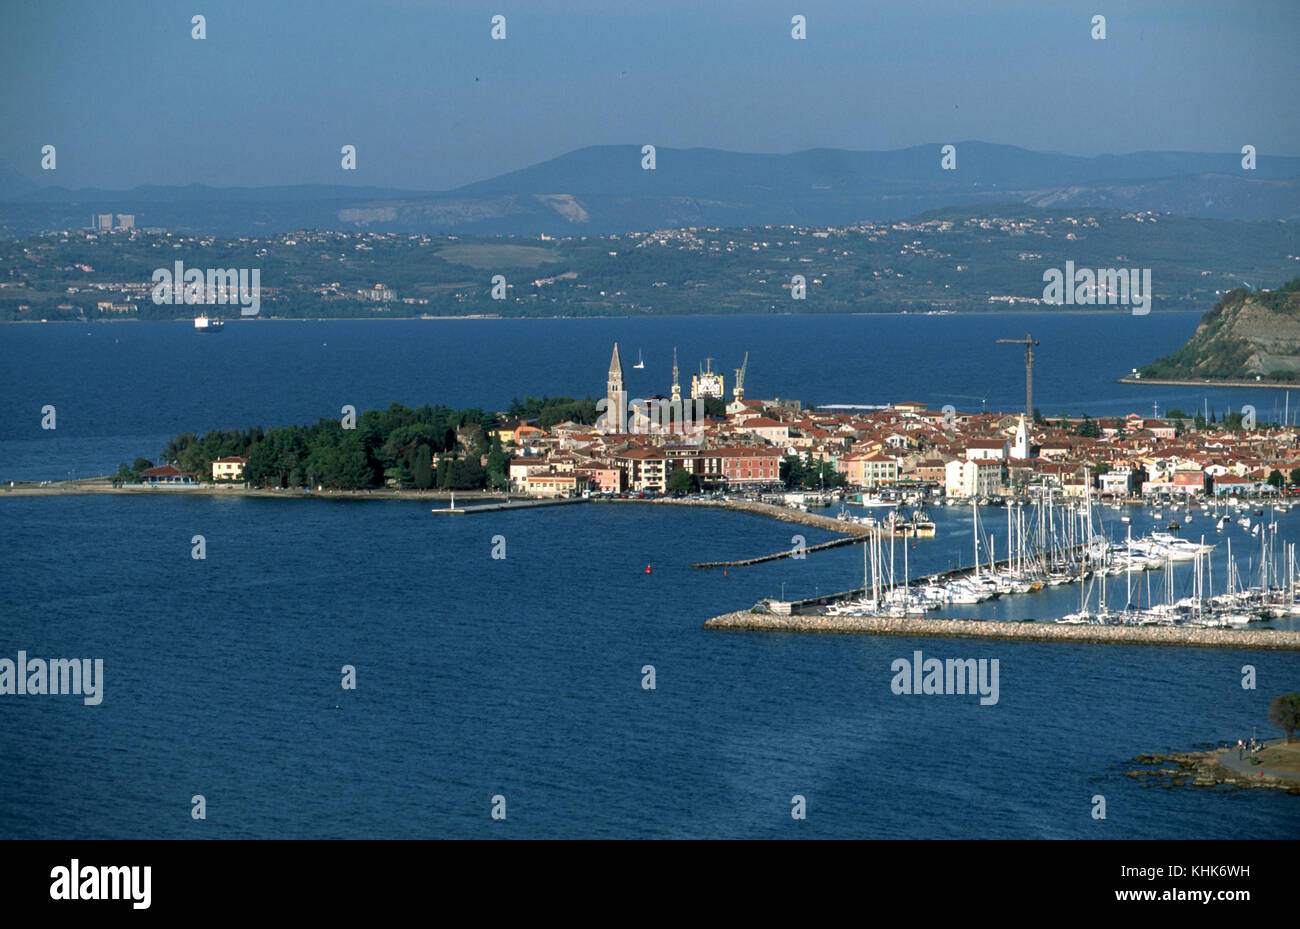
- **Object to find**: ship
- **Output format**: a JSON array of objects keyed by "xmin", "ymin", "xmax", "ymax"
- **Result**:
[
  {"xmin": 194, "ymin": 315, "xmax": 224, "ymax": 333},
  {"xmin": 880, "ymin": 508, "xmax": 936, "ymax": 538}
]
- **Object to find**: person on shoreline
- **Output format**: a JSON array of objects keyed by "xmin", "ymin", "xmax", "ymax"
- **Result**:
[{"xmin": 1238, "ymin": 739, "xmax": 1245, "ymax": 760}]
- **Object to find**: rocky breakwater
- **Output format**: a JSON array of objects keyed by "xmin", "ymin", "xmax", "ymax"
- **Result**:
[
  {"xmin": 1123, "ymin": 748, "xmax": 1300, "ymax": 795},
  {"xmin": 703, "ymin": 611, "xmax": 1300, "ymax": 650}
]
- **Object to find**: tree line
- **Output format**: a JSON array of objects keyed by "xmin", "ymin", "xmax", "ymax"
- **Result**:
[{"xmin": 115, "ymin": 402, "xmax": 512, "ymax": 490}]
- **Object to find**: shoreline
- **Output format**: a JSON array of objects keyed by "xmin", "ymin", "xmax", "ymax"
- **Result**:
[
  {"xmin": 702, "ymin": 610, "xmax": 1300, "ymax": 650},
  {"xmin": 1117, "ymin": 376, "xmax": 1298, "ymax": 391},
  {"xmin": 1125, "ymin": 742, "xmax": 1300, "ymax": 794},
  {"xmin": 0, "ymin": 480, "xmax": 513, "ymax": 501},
  {"xmin": 3, "ymin": 309, "xmax": 1202, "ymax": 325}
]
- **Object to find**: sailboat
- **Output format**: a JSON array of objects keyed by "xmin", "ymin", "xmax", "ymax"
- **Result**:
[{"xmin": 633, "ymin": 349, "xmax": 645, "ymax": 369}]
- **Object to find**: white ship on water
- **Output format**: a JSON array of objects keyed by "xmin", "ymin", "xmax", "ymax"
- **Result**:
[{"xmin": 194, "ymin": 315, "xmax": 224, "ymax": 333}]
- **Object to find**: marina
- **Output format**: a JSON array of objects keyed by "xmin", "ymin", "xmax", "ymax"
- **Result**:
[{"xmin": 758, "ymin": 493, "xmax": 1300, "ymax": 631}]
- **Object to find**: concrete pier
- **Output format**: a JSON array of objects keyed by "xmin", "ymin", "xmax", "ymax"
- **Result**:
[
  {"xmin": 432, "ymin": 497, "xmax": 586, "ymax": 514},
  {"xmin": 703, "ymin": 610, "xmax": 1300, "ymax": 650},
  {"xmin": 692, "ymin": 535, "xmax": 864, "ymax": 568}
]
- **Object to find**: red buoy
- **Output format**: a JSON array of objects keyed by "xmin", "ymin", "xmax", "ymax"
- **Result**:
[
  {"xmin": 723, "ymin": 569, "xmax": 728, "ymax": 577},
  {"xmin": 645, "ymin": 564, "xmax": 652, "ymax": 574}
]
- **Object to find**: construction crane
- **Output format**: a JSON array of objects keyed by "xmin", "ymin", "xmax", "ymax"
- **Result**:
[
  {"xmin": 734, "ymin": 352, "xmax": 749, "ymax": 401},
  {"xmin": 995, "ymin": 332, "xmax": 1039, "ymax": 416}
]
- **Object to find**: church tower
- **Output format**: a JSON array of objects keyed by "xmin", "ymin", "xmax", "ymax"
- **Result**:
[
  {"xmin": 671, "ymin": 347, "xmax": 681, "ymax": 403},
  {"xmin": 606, "ymin": 343, "xmax": 626, "ymax": 433},
  {"xmin": 1012, "ymin": 413, "xmax": 1031, "ymax": 460}
]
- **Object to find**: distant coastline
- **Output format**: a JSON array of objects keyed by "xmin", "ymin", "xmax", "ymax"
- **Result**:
[{"xmin": 2, "ymin": 308, "xmax": 1198, "ymax": 324}]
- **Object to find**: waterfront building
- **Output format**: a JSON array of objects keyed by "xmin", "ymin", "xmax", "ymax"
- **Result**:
[
  {"xmin": 945, "ymin": 458, "xmax": 1001, "ymax": 498},
  {"xmin": 576, "ymin": 466, "xmax": 624, "ymax": 494},
  {"xmin": 1172, "ymin": 465, "xmax": 1209, "ymax": 496},
  {"xmin": 609, "ymin": 447, "xmax": 665, "ymax": 491},
  {"xmin": 138, "ymin": 464, "xmax": 196, "ymax": 485},
  {"xmin": 211, "ymin": 457, "xmax": 247, "ymax": 481},
  {"xmin": 1099, "ymin": 466, "xmax": 1136, "ymax": 496},
  {"xmin": 839, "ymin": 452, "xmax": 899, "ymax": 487},
  {"xmin": 717, "ymin": 447, "xmax": 781, "ymax": 487},
  {"xmin": 522, "ymin": 471, "xmax": 588, "ymax": 498}
]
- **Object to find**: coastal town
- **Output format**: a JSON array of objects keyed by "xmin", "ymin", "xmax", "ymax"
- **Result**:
[
  {"xmin": 89, "ymin": 340, "xmax": 1300, "ymax": 504},
  {"xmin": 480, "ymin": 344, "xmax": 1300, "ymax": 503}
]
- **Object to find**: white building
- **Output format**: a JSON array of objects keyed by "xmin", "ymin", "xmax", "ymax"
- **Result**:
[
  {"xmin": 966, "ymin": 438, "xmax": 1009, "ymax": 461},
  {"xmin": 945, "ymin": 458, "xmax": 1002, "ymax": 499}
]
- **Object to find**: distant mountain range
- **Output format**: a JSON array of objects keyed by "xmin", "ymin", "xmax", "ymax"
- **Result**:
[{"xmin": 3, "ymin": 142, "xmax": 1299, "ymax": 237}]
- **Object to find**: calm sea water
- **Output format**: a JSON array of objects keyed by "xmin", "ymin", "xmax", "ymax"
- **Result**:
[{"xmin": 1, "ymin": 313, "xmax": 1298, "ymax": 838}]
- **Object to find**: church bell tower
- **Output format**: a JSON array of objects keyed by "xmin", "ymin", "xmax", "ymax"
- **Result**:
[{"xmin": 606, "ymin": 343, "xmax": 626, "ymax": 433}]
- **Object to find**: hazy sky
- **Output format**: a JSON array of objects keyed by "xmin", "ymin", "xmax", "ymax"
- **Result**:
[{"xmin": 2, "ymin": 0, "xmax": 1297, "ymax": 190}]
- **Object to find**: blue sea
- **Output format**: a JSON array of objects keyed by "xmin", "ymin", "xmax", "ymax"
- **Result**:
[{"xmin": 1, "ymin": 312, "xmax": 1298, "ymax": 838}]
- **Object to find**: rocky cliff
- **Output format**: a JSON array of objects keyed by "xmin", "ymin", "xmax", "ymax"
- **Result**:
[{"xmin": 1139, "ymin": 281, "xmax": 1300, "ymax": 381}]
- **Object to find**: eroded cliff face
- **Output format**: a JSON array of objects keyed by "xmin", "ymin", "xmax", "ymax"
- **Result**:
[
  {"xmin": 1230, "ymin": 298, "xmax": 1300, "ymax": 374},
  {"xmin": 1142, "ymin": 284, "xmax": 1300, "ymax": 379}
]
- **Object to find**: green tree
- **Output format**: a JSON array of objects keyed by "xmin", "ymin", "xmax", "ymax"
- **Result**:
[
  {"xmin": 780, "ymin": 454, "xmax": 805, "ymax": 488},
  {"xmin": 701, "ymin": 396, "xmax": 727, "ymax": 419},
  {"xmin": 1268, "ymin": 693, "xmax": 1300, "ymax": 742},
  {"xmin": 1268, "ymin": 469, "xmax": 1284, "ymax": 490},
  {"xmin": 1194, "ymin": 411, "xmax": 1207, "ymax": 431},
  {"xmin": 113, "ymin": 461, "xmax": 142, "ymax": 485},
  {"xmin": 667, "ymin": 467, "xmax": 698, "ymax": 494},
  {"xmin": 1290, "ymin": 467, "xmax": 1300, "ymax": 487},
  {"xmin": 1076, "ymin": 415, "xmax": 1101, "ymax": 438},
  {"xmin": 485, "ymin": 442, "xmax": 510, "ymax": 490},
  {"xmin": 816, "ymin": 460, "xmax": 845, "ymax": 488},
  {"xmin": 412, "ymin": 444, "xmax": 433, "ymax": 489}
]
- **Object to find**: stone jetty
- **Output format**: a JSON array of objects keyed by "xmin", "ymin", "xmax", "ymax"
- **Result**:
[
  {"xmin": 691, "ymin": 535, "xmax": 864, "ymax": 568},
  {"xmin": 598, "ymin": 496, "xmax": 871, "ymax": 534},
  {"xmin": 703, "ymin": 610, "xmax": 1300, "ymax": 650}
]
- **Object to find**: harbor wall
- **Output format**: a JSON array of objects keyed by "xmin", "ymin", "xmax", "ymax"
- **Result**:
[{"xmin": 703, "ymin": 611, "xmax": 1300, "ymax": 650}]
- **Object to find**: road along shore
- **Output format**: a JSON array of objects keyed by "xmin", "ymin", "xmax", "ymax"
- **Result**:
[{"xmin": 703, "ymin": 611, "xmax": 1300, "ymax": 650}]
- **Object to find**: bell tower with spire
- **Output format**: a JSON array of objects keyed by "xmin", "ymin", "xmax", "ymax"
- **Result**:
[
  {"xmin": 606, "ymin": 342, "xmax": 626, "ymax": 434},
  {"xmin": 671, "ymin": 347, "xmax": 681, "ymax": 404}
]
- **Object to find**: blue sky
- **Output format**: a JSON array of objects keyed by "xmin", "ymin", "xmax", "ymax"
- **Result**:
[{"xmin": 2, "ymin": 0, "xmax": 1297, "ymax": 190}]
